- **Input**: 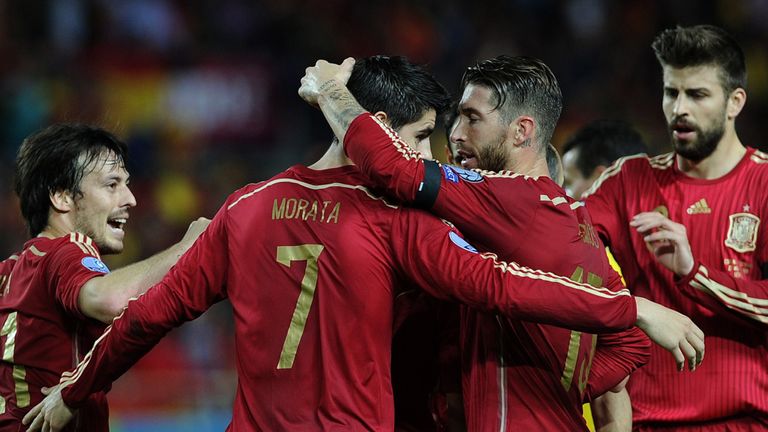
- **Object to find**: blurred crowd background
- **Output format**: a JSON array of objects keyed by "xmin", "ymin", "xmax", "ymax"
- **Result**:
[{"xmin": 1, "ymin": 1, "xmax": 767, "ymax": 430}]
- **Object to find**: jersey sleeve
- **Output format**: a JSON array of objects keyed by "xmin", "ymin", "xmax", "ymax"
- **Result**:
[
  {"xmin": 389, "ymin": 208, "xmax": 637, "ymax": 332},
  {"xmin": 344, "ymin": 113, "xmax": 537, "ymax": 240},
  {"xmin": 58, "ymin": 204, "xmax": 231, "ymax": 408},
  {"xmin": 45, "ymin": 237, "xmax": 109, "ymax": 320},
  {"xmin": 676, "ymin": 262, "xmax": 768, "ymax": 326},
  {"xmin": 582, "ymin": 158, "xmax": 633, "ymax": 249},
  {"xmin": 583, "ymin": 327, "xmax": 651, "ymax": 401}
]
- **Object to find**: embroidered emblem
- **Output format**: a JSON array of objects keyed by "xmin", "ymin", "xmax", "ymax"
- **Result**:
[{"xmin": 725, "ymin": 212, "xmax": 760, "ymax": 253}]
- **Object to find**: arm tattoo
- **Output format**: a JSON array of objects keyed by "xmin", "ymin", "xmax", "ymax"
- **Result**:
[{"xmin": 319, "ymin": 80, "xmax": 365, "ymax": 132}]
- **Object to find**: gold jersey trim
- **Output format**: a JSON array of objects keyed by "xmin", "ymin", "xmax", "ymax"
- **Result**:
[
  {"xmin": 228, "ymin": 178, "xmax": 399, "ymax": 211},
  {"xmin": 478, "ymin": 252, "xmax": 631, "ymax": 299},
  {"xmin": 690, "ymin": 265, "xmax": 768, "ymax": 324},
  {"xmin": 582, "ymin": 154, "xmax": 647, "ymax": 198},
  {"xmin": 369, "ymin": 114, "xmax": 538, "ymax": 182},
  {"xmin": 68, "ymin": 233, "xmax": 100, "ymax": 258}
]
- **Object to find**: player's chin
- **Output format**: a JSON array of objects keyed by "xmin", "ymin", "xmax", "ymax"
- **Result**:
[{"xmin": 100, "ymin": 239, "xmax": 124, "ymax": 255}]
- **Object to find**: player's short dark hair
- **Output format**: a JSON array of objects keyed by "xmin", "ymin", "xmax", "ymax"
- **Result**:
[
  {"xmin": 348, "ymin": 56, "xmax": 450, "ymax": 130},
  {"xmin": 461, "ymin": 55, "xmax": 562, "ymax": 149},
  {"xmin": 652, "ymin": 24, "xmax": 746, "ymax": 93},
  {"xmin": 562, "ymin": 119, "xmax": 647, "ymax": 178},
  {"xmin": 14, "ymin": 124, "xmax": 128, "ymax": 237}
]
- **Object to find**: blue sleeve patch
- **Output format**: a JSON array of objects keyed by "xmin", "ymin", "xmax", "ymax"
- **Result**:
[
  {"xmin": 81, "ymin": 256, "xmax": 110, "ymax": 274},
  {"xmin": 448, "ymin": 165, "xmax": 484, "ymax": 183},
  {"xmin": 449, "ymin": 231, "xmax": 478, "ymax": 254},
  {"xmin": 442, "ymin": 165, "xmax": 459, "ymax": 183}
]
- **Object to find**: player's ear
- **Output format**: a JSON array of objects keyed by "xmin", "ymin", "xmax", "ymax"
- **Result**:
[
  {"xmin": 510, "ymin": 116, "xmax": 535, "ymax": 147},
  {"xmin": 50, "ymin": 190, "xmax": 74, "ymax": 213},
  {"xmin": 373, "ymin": 111, "xmax": 390, "ymax": 127},
  {"xmin": 726, "ymin": 88, "xmax": 746, "ymax": 120}
]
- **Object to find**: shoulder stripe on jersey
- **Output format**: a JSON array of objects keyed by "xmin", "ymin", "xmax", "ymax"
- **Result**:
[
  {"xmin": 690, "ymin": 265, "xmax": 768, "ymax": 323},
  {"xmin": 582, "ymin": 154, "xmax": 647, "ymax": 198},
  {"xmin": 478, "ymin": 252, "xmax": 631, "ymax": 299},
  {"xmin": 70, "ymin": 234, "xmax": 90, "ymax": 255},
  {"xmin": 77, "ymin": 233, "xmax": 98, "ymax": 257},
  {"xmin": 227, "ymin": 178, "xmax": 399, "ymax": 210},
  {"xmin": 540, "ymin": 195, "xmax": 568, "ymax": 206},
  {"xmin": 649, "ymin": 152, "xmax": 674, "ymax": 165},
  {"xmin": 750, "ymin": 154, "xmax": 768, "ymax": 164},
  {"xmin": 7, "ymin": 255, "xmax": 18, "ymax": 261},
  {"xmin": 28, "ymin": 246, "xmax": 46, "ymax": 257}
]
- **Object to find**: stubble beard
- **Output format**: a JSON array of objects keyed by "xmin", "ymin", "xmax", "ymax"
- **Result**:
[
  {"xmin": 476, "ymin": 132, "xmax": 510, "ymax": 172},
  {"xmin": 670, "ymin": 118, "xmax": 725, "ymax": 163}
]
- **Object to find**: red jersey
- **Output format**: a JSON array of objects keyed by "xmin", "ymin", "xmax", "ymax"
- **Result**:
[
  {"xmin": 584, "ymin": 149, "xmax": 768, "ymax": 427},
  {"xmin": 0, "ymin": 235, "xmax": 110, "ymax": 432},
  {"xmin": 58, "ymin": 163, "xmax": 638, "ymax": 431},
  {"xmin": 343, "ymin": 114, "xmax": 651, "ymax": 431}
]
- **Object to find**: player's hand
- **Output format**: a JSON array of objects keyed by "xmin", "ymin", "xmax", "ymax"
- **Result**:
[
  {"xmin": 22, "ymin": 385, "xmax": 75, "ymax": 432},
  {"xmin": 298, "ymin": 57, "xmax": 356, "ymax": 106},
  {"xmin": 631, "ymin": 212, "xmax": 695, "ymax": 277},
  {"xmin": 179, "ymin": 217, "xmax": 211, "ymax": 250},
  {"xmin": 635, "ymin": 297, "xmax": 705, "ymax": 371}
]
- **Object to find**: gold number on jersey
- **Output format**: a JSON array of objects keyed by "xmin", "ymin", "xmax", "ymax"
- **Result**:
[
  {"xmin": 0, "ymin": 312, "xmax": 29, "ymax": 413},
  {"xmin": 560, "ymin": 266, "xmax": 601, "ymax": 393},
  {"xmin": 276, "ymin": 244, "xmax": 325, "ymax": 369}
]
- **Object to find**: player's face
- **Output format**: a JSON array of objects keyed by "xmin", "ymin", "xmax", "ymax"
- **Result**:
[
  {"xmin": 452, "ymin": 84, "xmax": 510, "ymax": 172},
  {"xmin": 71, "ymin": 150, "xmax": 136, "ymax": 254},
  {"xmin": 445, "ymin": 119, "xmax": 461, "ymax": 164},
  {"xmin": 562, "ymin": 148, "xmax": 590, "ymax": 199},
  {"xmin": 662, "ymin": 65, "xmax": 728, "ymax": 162},
  {"xmin": 395, "ymin": 109, "xmax": 436, "ymax": 159},
  {"xmin": 562, "ymin": 148, "xmax": 603, "ymax": 200}
]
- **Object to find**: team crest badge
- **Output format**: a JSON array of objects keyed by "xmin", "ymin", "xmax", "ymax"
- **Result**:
[{"xmin": 725, "ymin": 212, "xmax": 760, "ymax": 253}]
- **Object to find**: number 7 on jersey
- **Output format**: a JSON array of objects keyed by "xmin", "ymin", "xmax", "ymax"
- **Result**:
[{"xmin": 276, "ymin": 244, "xmax": 325, "ymax": 369}]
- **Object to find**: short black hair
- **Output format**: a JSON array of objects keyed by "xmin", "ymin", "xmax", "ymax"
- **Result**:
[
  {"xmin": 347, "ymin": 56, "xmax": 450, "ymax": 130},
  {"xmin": 652, "ymin": 24, "xmax": 746, "ymax": 93},
  {"xmin": 461, "ymin": 55, "xmax": 562, "ymax": 149},
  {"xmin": 14, "ymin": 124, "xmax": 128, "ymax": 237},
  {"xmin": 562, "ymin": 119, "xmax": 647, "ymax": 178}
]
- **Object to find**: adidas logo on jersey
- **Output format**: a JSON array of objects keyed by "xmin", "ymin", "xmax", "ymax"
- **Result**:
[{"xmin": 686, "ymin": 199, "xmax": 712, "ymax": 215}]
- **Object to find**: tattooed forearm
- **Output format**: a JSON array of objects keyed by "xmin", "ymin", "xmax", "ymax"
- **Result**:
[{"xmin": 318, "ymin": 80, "xmax": 365, "ymax": 134}]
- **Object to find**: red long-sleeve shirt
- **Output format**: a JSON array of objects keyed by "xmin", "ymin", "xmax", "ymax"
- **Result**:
[
  {"xmin": 584, "ymin": 150, "xmax": 768, "ymax": 427},
  {"xmin": 58, "ymin": 163, "xmax": 637, "ymax": 431},
  {"xmin": 343, "ymin": 114, "xmax": 650, "ymax": 431},
  {"xmin": 0, "ymin": 235, "xmax": 110, "ymax": 432}
]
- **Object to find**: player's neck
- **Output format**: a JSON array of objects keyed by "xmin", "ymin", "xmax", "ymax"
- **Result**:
[
  {"xmin": 308, "ymin": 139, "xmax": 354, "ymax": 170},
  {"xmin": 506, "ymin": 149, "xmax": 550, "ymax": 178},
  {"xmin": 676, "ymin": 129, "xmax": 746, "ymax": 180},
  {"xmin": 39, "ymin": 217, "xmax": 74, "ymax": 240}
]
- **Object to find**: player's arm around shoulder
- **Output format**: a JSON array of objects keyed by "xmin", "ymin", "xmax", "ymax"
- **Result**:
[{"xmin": 78, "ymin": 217, "xmax": 210, "ymax": 323}]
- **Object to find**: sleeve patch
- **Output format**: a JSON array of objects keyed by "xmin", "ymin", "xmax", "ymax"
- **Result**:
[
  {"xmin": 449, "ymin": 231, "xmax": 478, "ymax": 254},
  {"xmin": 442, "ymin": 165, "xmax": 459, "ymax": 183},
  {"xmin": 81, "ymin": 257, "xmax": 110, "ymax": 274},
  {"xmin": 447, "ymin": 165, "xmax": 484, "ymax": 183}
]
